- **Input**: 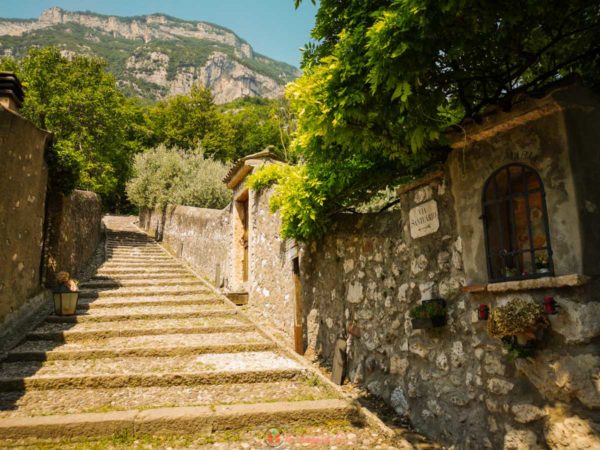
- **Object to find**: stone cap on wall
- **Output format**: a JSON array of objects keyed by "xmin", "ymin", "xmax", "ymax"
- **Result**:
[
  {"xmin": 223, "ymin": 146, "xmax": 283, "ymax": 190},
  {"xmin": 0, "ymin": 72, "xmax": 25, "ymax": 112},
  {"xmin": 446, "ymin": 77, "xmax": 595, "ymax": 150}
]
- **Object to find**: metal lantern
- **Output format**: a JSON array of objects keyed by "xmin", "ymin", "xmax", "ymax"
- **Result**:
[{"xmin": 53, "ymin": 290, "xmax": 79, "ymax": 316}]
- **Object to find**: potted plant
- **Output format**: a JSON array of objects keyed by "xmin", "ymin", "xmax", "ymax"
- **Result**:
[
  {"xmin": 410, "ymin": 299, "xmax": 447, "ymax": 329},
  {"xmin": 487, "ymin": 298, "xmax": 549, "ymax": 359},
  {"xmin": 53, "ymin": 271, "xmax": 79, "ymax": 316},
  {"xmin": 535, "ymin": 255, "xmax": 551, "ymax": 274}
]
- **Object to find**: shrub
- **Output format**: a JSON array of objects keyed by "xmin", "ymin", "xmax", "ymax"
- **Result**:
[{"xmin": 126, "ymin": 146, "xmax": 231, "ymax": 210}]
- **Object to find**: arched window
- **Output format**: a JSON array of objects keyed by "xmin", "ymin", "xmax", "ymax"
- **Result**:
[{"xmin": 482, "ymin": 164, "xmax": 554, "ymax": 282}]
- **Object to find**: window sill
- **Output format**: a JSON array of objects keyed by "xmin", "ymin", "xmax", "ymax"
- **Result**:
[{"xmin": 463, "ymin": 274, "xmax": 590, "ymax": 294}]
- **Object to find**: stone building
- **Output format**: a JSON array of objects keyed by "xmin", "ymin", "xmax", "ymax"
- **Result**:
[{"xmin": 140, "ymin": 82, "xmax": 600, "ymax": 449}]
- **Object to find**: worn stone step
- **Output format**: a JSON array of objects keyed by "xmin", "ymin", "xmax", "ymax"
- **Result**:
[
  {"xmin": 0, "ymin": 351, "xmax": 304, "ymax": 389},
  {"xmin": 91, "ymin": 273, "xmax": 194, "ymax": 281},
  {"xmin": 95, "ymin": 269, "xmax": 191, "ymax": 277},
  {"xmin": 0, "ymin": 399, "xmax": 354, "ymax": 440},
  {"xmin": 105, "ymin": 245, "xmax": 163, "ymax": 251},
  {"xmin": 26, "ymin": 323, "xmax": 255, "ymax": 342},
  {"xmin": 79, "ymin": 286, "xmax": 209, "ymax": 299},
  {"xmin": 11, "ymin": 330, "xmax": 266, "ymax": 353},
  {"xmin": 75, "ymin": 304, "xmax": 231, "ymax": 319},
  {"xmin": 0, "ymin": 379, "xmax": 337, "ymax": 418},
  {"xmin": 45, "ymin": 309, "xmax": 237, "ymax": 323},
  {"xmin": 38, "ymin": 316, "xmax": 247, "ymax": 333},
  {"xmin": 79, "ymin": 278, "xmax": 203, "ymax": 289},
  {"xmin": 5, "ymin": 341, "xmax": 277, "ymax": 362},
  {"xmin": 77, "ymin": 296, "xmax": 221, "ymax": 310},
  {"xmin": 106, "ymin": 242, "xmax": 161, "ymax": 247},
  {"xmin": 100, "ymin": 261, "xmax": 184, "ymax": 268},
  {"xmin": 105, "ymin": 256, "xmax": 173, "ymax": 261},
  {"xmin": 106, "ymin": 243, "xmax": 158, "ymax": 247}
]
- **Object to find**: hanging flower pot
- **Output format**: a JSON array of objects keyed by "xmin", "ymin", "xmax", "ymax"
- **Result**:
[{"xmin": 52, "ymin": 271, "xmax": 79, "ymax": 316}]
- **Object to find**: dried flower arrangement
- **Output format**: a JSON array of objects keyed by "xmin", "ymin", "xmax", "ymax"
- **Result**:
[
  {"xmin": 487, "ymin": 297, "xmax": 550, "ymax": 359},
  {"xmin": 56, "ymin": 271, "xmax": 79, "ymax": 292}
]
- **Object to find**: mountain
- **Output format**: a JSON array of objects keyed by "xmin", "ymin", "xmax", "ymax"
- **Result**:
[{"xmin": 0, "ymin": 7, "xmax": 301, "ymax": 103}]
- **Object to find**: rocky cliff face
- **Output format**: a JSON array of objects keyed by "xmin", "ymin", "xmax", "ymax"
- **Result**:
[{"xmin": 0, "ymin": 7, "xmax": 300, "ymax": 103}]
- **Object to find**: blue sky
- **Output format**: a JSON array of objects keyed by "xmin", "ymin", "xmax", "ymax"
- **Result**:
[{"xmin": 1, "ymin": 0, "xmax": 318, "ymax": 67}]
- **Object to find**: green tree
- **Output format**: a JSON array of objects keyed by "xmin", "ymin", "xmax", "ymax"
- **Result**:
[
  {"xmin": 146, "ymin": 86, "xmax": 228, "ymax": 154},
  {"xmin": 252, "ymin": 0, "xmax": 600, "ymax": 241},
  {"xmin": 126, "ymin": 145, "xmax": 231, "ymax": 210},
  {"xmin": 146, "ymin": 91, "xmax": 292, "ymax": 162},
  {"xmin": 1, "ymin": 47, "xmax": 144, "ymax": 209},
  {"xmin": 220, "ymin": 97, "xmax": 293, "ymax": 160}
]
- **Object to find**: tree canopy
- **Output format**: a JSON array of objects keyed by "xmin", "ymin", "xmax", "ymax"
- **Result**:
[
  {"xmin": 249, "ymin": 0, "xmax": 600, "ymax": 241},
  {"xmin": 1, "ymin": 46, "xmax": 293, "ymax": 211},
  {"xmin": 1, "ymin": 47, "xmax": 146, "ymax": 209}
]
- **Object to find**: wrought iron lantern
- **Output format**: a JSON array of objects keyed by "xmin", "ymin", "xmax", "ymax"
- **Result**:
[{"xmin": 53, "ymin": 287, "xmax": 79, "ymax": 316}]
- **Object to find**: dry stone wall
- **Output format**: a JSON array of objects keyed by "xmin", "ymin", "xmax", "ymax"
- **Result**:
[
  {"xmin": 139, "ymin": 205, "xmax": 232, "ymax": 286},
  {"xmin": 247, "ymin": 189, "xmax": 295, "ymax": 340},
  {"xmin": 299, "ymin": 171, "xmax": 599, "ymax": 449},
  {"xmin": 43, "ymin": 190, "xmax": 103, "ymax": 286}
]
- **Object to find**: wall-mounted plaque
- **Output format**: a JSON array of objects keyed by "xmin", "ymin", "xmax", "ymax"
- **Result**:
[{"xmin": 409, "ymin": 199, "xmax": 440, "ymax": 239}]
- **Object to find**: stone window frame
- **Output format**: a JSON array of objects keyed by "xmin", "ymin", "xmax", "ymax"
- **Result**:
[{"xmin": 482, "ymin": 163, "xmax": 554, "ymax": 283}]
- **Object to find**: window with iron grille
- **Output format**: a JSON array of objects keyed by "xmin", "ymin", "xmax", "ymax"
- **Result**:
[{"xmin": 482, "ymin": 164, "xmax": 554, "ymax": 282}]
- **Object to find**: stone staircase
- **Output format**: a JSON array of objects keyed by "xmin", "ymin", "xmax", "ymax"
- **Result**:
[{"xmin": 0, "ymin": 217, "xmax": 389, "ymax": 448}]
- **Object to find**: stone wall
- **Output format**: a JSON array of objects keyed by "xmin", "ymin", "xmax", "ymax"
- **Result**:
[
  {"xmin": 298, "ymin": 88, "xmax": 600, "ymax": 449},
  {"xmin": 300, "ymin": 171, "xmax": 599, "ymax": 449},
  {"xmin": 0, "ymin": 106, "xmax": 51, "ymax": 332},
  {"xmin": 43, "ymin": 190, "xmax": 103, "ymax": 286},
  {"xmin": 247, "ymin": 188, "xmax": 295, "ymax": 342},
  {"xmin": 139, "ymin": 205, "xmax": 232, "ymax": 285}
]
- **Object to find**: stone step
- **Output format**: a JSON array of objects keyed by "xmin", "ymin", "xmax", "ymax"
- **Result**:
[
  {"xmin": 105, "ymin": 255, "xmax": 173, "ymax": 261},
  {"xmin": 0, "ymin": 379, "xmax": 336, "ymax": 418},
  {"xmin": 106, "ymin": 243, "xmax": 159, "ymax": 248},
  {"xmin": 10, "ymin": 330, "xmax": 267, "ymax": 354},
  {"xmin": 91, "ymin": 273, "xmax": 194, "ymax": 281},
  {"xmin": 99, "ymin": 262, "xmax": 184, "ymax": 268},
  {"xmin": 79, "ymin": 278, "xmax": 203, "ymax": 289},
  {"xmin": 94, "ymin": 273, "xmax": 192, "ymax": 280},
  {"xmin": 78, "ymin": 286, "xmax": 209, "ymax": 298},
  {"xmin": 96, "ymin": 267, "xmax": 190, "ymax": 275},
  {"xmin": 0, "ymin": 399, "xmax": 354, "ymax": 440},
  {"xmin": 5, "ymin": 342, "xmax": 277, "ymax": 362},
  {"xmin": 105, "ymin": 248, "xmax": 162, "ymax": 253},
  {"xmin": 73, "ymin": 304, "xmax": 231, "ymax": 318},
  {"xmin": 0, "ymin": 351, "xmax": 304, "ymax": 388},
  {"xmin": 105, "ymin": 252, "xmax": 167, "ymax": 257},
  {"xmin": 77, "ymin": 295, "xmax": 221, "ymax": 309},
  {"xmin": 45, "ymin": 309, "xmax": 237, "ymax": 323},
  {"xmin": 27, "ymin": 323, "xmax": 255, "ymax": 342},
  {"xmin": 38, "ymin": 316, "xmax": 247, "ymax": 333}
]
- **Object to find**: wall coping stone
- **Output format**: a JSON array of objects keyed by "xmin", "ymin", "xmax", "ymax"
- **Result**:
[{"xmin": 463, "ymin": 274, "xmax": 590, "ymax": 294}]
